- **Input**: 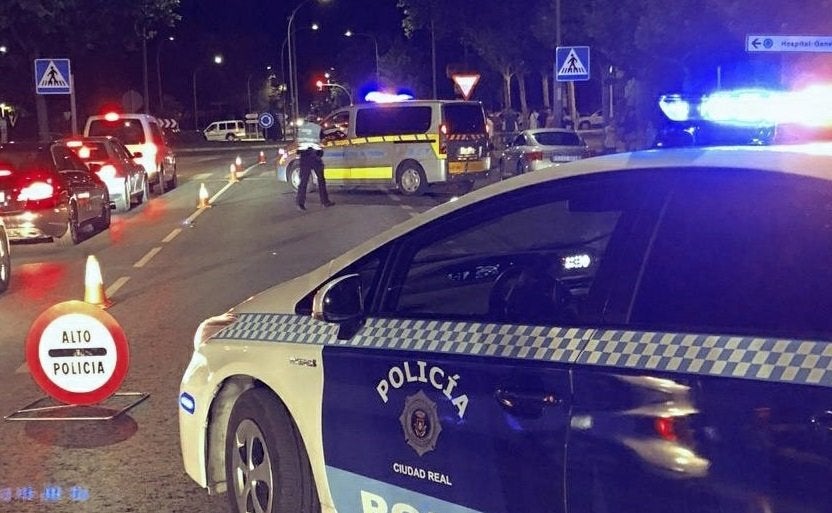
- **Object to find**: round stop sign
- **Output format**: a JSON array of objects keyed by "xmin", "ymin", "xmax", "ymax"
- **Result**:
[{"xmin": 25, "ymin": 300, "xmax": 129, "ymax": 405}]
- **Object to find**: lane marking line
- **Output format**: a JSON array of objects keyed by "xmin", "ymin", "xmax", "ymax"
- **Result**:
[
  {"xmin": 106, "ymin": 276, "xmax": 131, "ymax": 297},
  {"xmin": 134, "ymin": 247, "xmax": 163, "ymax": 268},
  {"xmin": 401, "ymin": 204, "xmax": 415, "ymax": 211},
  {"xmin": 183, "ymin": 163, "xmax": 261, "ymax": 226},
  {"xmin": 162, "ymin": 228, "xmax": 182, "ymax": 243}
]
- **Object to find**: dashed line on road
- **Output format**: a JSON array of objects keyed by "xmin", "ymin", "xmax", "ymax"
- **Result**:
[
  {"xmin": 162, "ymin": 228, "xmax": 182, "ymax": 243},
  {"xmin": 106, "ymin": 276, "xmax": 131, "ymax": 296},
  {"xmin": 134, "ymin": 246, "xmax": 163, "ymax": 268}
]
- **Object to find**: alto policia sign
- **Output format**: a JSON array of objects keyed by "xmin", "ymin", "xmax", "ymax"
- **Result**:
[{"xmin": 25, "ymin": 300, "xmax": 129, "ymax": 405}]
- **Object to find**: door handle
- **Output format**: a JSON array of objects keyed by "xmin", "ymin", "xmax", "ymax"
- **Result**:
[{"xmin": 495, "ymin": 388, "xmax": 559, "ymax": 419}]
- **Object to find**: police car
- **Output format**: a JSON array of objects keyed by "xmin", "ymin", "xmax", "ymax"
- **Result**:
[{"xmin": 180, "ymin": 142, "xmax": 832, "ymax": 513}]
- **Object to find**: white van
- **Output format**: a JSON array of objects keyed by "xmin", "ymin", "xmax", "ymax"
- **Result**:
[{"xmin": 203, "ymin": 120, "xmax": 246, "ymax": 141}]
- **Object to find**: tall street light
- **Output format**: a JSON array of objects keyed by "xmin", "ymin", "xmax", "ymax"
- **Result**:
[
  {"xmin": 287, "ymin": 0, "xmax": 331, "ymax": 127},
  {"xmin": 193, "ymin": 54, "xmax": 223, "ymax": 131},
  {"xmin": 156, "ymin": 36, "xmax": 175, "ymax": 114},
  {"xmin": 344, "ymin": 30, "xmax": 380, "ymax": 84}
]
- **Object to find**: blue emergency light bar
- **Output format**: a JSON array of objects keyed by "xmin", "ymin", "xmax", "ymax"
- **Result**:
[
  {"xmin": 659, "ymin": 86, "xmax": 832, "ymax": 127},
  {"xmin": 364, "ymin": 91, "xmax": 414, "ymax": 103}
]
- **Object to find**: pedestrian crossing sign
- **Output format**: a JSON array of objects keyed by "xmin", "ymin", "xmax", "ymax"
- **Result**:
[
  {"xmin": 555, "ymin": 46, "xmax": 590, "ymax": 82},
  {"xmin": 34, "ymin": 59, "xmax": 72, "ymax": 95}
]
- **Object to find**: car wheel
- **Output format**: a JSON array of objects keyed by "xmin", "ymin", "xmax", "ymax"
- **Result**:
[
  {"xmin": 579, "ymin": 121, "xmax": 591, "ymax": 130},
  {"xmin": 226, "ymin": 133, "xmax": 237, "ymax": 142},
  {"xmin": 156, "ymin": 167, "xmax": 166, "ymax": 195},
  {"xmin": 288, "ymin": 162, "xmax": 301, "ymax": 192},
  {"xmin": 0, "ymin": 226, "xmax": 10, "ymax": 293},
  {"xmin": 225, "ymin": 388, "xmax": 320, "ymax": 513},
  {"xmin": 166, "ymin": 167, "xmax": 178, "ymax": 190},
  {"xmin": 95, "ymin": 196, "xmax": 111, "ymax": 231},
  {"xmin": 138, "ymin": 174, "xmax": 151, "ymax": 204},
  {"xmin": 396, "ymin": 160, "xmax": 427, "ymax": 196},
  {"xmin": 115, "ymin": 181, "xmax": 131, "ymax": 212},
  {"xmin": 55, "ymin": 203, "xmax": 81, "ymax": 247}
]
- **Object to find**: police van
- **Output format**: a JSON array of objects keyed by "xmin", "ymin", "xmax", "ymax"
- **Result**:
[{"xmin": 277, "ymin": 100, "xmax": 491, "ymax": 195}]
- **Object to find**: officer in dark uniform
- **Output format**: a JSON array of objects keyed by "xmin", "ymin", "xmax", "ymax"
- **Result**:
[{"xmin": 295, "ymin": 118, "xmax": 333, "ymax": 211}]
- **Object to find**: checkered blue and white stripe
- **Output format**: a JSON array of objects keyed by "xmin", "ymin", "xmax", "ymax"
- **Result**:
[{"xmin": 213, "ymin": 313, "xmax": 832, "ymax": 387}]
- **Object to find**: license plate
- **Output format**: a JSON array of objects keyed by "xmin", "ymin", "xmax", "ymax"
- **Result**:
[
  {"xmin": 449, "ymin": 161, "xmax": 487, "ymax": 174},
  {"xmin": 551, "ymin": 155, "xmax": 580, "ymax": 162}
]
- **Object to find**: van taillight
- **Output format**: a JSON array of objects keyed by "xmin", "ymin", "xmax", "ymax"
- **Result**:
[
  {"xmin": 439, "ymin": 123, "xmax": 448, "ymax": 155},
  {"xmin": 0, "ymin": 170, "xmax": 11, "ymax": 177}
]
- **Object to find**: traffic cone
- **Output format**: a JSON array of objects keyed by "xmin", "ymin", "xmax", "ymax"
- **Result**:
[
  {"xmin": 258, "ymin": 151, "xmax": 266, "ymax": 165},
  {"xmin": 197, "ymin": 183, "xmax": 211, "ymax": 208},
  {"xmin": 228, "ymin": 163, "xmax": 240, "ymax": 183},
  {"xmin": 84, "ymin": 255, "xmax": 113, "ymax": 309},
  {"xmin": 235, "ymin": 155, "xmax": 243, "ymax": 173}
]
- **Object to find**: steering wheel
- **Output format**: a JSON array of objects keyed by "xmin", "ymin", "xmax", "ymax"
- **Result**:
[{"xmin": 488, "ymin": 262, "xmax": 574, "ymax": 324}]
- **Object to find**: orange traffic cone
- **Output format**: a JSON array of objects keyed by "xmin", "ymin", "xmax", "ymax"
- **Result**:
[
  {"xmin": 197, "ymin": 183, "xmax": 211, "ymax": 208},
  {"xmin": 258, "ymin": 151, "xmax": 266, "ymax": 165},
  {"xmin": 228, "ymin": 163, "xmax": 240, "ymax": 183},
  {"xmin": 235, "ymin": 155, "xmax": 243, "ymax": 173},
  {"xmin": 84, "ymin": 255, "xmax": 113, "ymax": 309}
]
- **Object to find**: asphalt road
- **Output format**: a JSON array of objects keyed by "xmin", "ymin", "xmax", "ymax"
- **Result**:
[{"xmin": 0, "ymin": 148, "xmax": 475, "ymax": 512}]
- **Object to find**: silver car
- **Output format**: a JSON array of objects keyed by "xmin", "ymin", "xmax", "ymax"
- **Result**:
[{"xmin": 499, "ymin": 128, "xmax": 589, "ymax": 177}]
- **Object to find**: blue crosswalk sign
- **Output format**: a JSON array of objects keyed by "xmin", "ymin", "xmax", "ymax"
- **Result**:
[
  {"xmin": 34, "ymin": 59, "xmax": 72, "ymax": 95},
  {"xmin": 555, "ymin": 46, "xmax": 590, "ymax": 82}
]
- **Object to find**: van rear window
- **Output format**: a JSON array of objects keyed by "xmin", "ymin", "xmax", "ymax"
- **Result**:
[
  {"xmin": 442, "ymin": 104, "xmax": 486, "ymax": 134},
  {"xmin": 355, "ymin": 106, "xmax": 432, "ymax": 137},
  {"xmin": 87, "ymin": 119, "xmax": 145, "ymax": 145}
]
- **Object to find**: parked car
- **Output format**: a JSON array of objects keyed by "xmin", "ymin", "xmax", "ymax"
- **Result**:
[
  {"xmin": 0, "ymin": 218, "xmax": 9, "ymax": 293},
  {"xmin": 59, "ymin": 136, "xmax": 150, "ymax": 212},
  {"xmin": 499, "ymin": 128, "xmax": 589, "ymax": 177},
  {"xmin": 203, "ymin": 120, "xmax": 247, "ymax": 141},
  {"xmin": 577, "ymin": 110, "xmax": 605, "ymax": 130},
  {"xmin": 0, "ymin": 142, "xmax": 111, "ymax": 246},
  {"xmin": 84, "ymin": 112, "xmax": 177, "ymax": 194}
]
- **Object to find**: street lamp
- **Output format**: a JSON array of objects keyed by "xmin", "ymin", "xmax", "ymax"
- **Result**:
[
  {"xmin": 0, "ymin": 46, "xmax": 6, "ymax": 55},
  {"xmin": 344, "ymin": 30, "xmax": 380, "ymax": 84},
  {"xmin": 193, "ymin": 54, "xmax": 224, "ymax": 131},
  {"xmin": 156, "ymin": 36, "xmax": 175, "ymax": 113},
  {"xmin": 287, "ymin": 0, "xmax": 331, "ymax": 126}
]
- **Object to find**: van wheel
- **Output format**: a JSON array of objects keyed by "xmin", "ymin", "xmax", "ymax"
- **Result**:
[
  {"xmin": 115, "ymin": 181, "xmax": 130, "ymax": 212},
  {"xmin": 138, "ymin": 174, "xmax": 151, "ymax": 204},
  {"xmin": 397, "ymin": 160, "xmax": 427, "ymax": 196},
  {"xmin": 226, "ymin": 133, "xmax": 237, "ymax": 141},
  {"xmin": 287, "ymin": 162, "xmax": 301, "ymax": 191},
  {"xmin": 166, "ymin": 167, "xmax": 178, "ymax": 190},
  {"xmin": 225, "ymin": 389, "xmax": 320, "ymax": 513},
  {"xmin": 0, "ymin": 226, "xmax": 10, "ymax": 293}
]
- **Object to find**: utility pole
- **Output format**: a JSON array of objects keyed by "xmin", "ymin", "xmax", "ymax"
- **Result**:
[{"xmin": 554, "ymin": 0, "xmax": 563, "ymax": 128}]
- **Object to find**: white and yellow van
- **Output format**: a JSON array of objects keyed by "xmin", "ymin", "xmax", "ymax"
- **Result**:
[{"xmin": 277, "ymin": 100, "xmax": 491, "ymax": 195}]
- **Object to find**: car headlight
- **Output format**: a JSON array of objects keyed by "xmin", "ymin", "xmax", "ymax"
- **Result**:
[{"xmin": 193, "ymin": 312, "xmax": 237, "ymax": 350}]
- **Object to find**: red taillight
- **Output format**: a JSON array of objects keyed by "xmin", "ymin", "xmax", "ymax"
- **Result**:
[
  {"xmin": 96, "ymin": 164, "xmax": 118, "ymax": 180},
  {"xmin": 654, "ymin": 417, "xmax": 678, "ymax": 442},
  {"xmin": 65, "ymin": 140, "xmax": 84, "ymax": 148},
  {"xmin": 18, "ymin": 181, "xmax": 55, "ymax": 202},
  {"xmin": 104, "ymin": 112, "xmax": 120, "ymax": 121},
  {"xmin": 524, "ymin": 151, "xmax": 544, "ymax": 161},
  {"xmin": 0, "ymin": 170, "xmax": 11, "ymax": 177},
  {"xmin": 439, "ymin": 124, "xmax": 448, "ymax": 155}
]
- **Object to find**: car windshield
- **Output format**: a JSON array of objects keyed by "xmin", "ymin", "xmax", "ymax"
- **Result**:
[
  {"xmin": 87, "ymin": 119, "xmax": 145, "ymax": 145},
  {"xmin": 532, "ymin": 131, "xmax": 583, "ymax": 146}
]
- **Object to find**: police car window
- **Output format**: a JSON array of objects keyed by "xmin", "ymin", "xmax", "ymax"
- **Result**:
[
  {"xmin": 630, "ymin": 170, "xmax": 832, "ymax": 339},
  {"xmin": 355, "ymin": 106, "xmax": 432, "ymax": 137},
  {"xmin": 383, "ymin": 175, "xmax": 666, "ymax": 325},
  {"xmin": 442, "ymin": 103, "xmax": 486, "ymax": 134},
  {"xmin": 295, "ymin": 249, "xmax": 389, "ymax": 315}
]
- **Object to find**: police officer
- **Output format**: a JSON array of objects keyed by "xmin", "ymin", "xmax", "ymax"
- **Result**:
[{"xmin": 295, "ymin": 118, "xmax": 333, "ymax": 211}]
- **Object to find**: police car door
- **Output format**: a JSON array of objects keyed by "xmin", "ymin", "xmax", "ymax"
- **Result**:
[
  {"xmin": 567, "ymin": 169, "xmax": 832, "ymax": 513},
  {"xmin": 319, "ymin": 174, "xmax": 669, "ymax": 513},
  {"xmin": 322, "ymin": 110, "xmax": 352, "ymax": 182}
]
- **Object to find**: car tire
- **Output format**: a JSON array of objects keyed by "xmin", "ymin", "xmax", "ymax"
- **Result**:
[
  {"xmin": 115, "ymin": 181, "xmax": 131, "ymax": 212},
  {"xmin": 0, "ymin": 226, "xmax": 10, "ymax": 293},
  {"xmin": 138, "ymin": 174, "xmax": 151, "ymax": 204},
  {"xmin": 226, "ymin": 133, "xmax": 237, "ymax": 142},
  {"xmin": 498, "ymin": 158, "xmax": 508, "ymax": 179},
  {"xmin": 156, "ymin": 167, "xmax": 166, "ymax": 195},
  {"xmin": 95, "ymin": 196, "xmax": 111, "ymax": 231},
  {"xmin": 456, "ymin": 180, "xmax": 475, "ymax": 195},
  {"xmin": 55, "ymin": 203, "xmax": 81, "ymax": 247},
  {"xmin": 166, "ymin": 167, "xmax": 178, "ymax": 190},
  {"xmin": 396, "ymin": 160, "xmax": 427, "ymax": 196},
  {"xmin": 225, "ymin": 388, "xmax": 320, "ymax": 513},
  {"xmin": 288, "ymin": 162, "xmax": 301, "ymax": 192}
]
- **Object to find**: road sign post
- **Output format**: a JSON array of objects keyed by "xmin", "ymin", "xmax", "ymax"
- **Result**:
[
  {"xmin": 4, "ymin": 300, "xmax": 148, "ymax": 421},
  {"xmin": 34, "ymin": 58, "xmax": 78, "ymax": 135},
  {"xmin": 555, "ymin": 46, "xmax": 590, "ymax": 129}
]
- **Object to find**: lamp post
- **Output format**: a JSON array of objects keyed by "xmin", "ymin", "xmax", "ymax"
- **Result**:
[
  {"xmin": 156, "ymin": 36, "xmax": 175, "ymax": 114},
  {"xmin": 193, "ymin": 54, "xmax": 223, "ymax": 131},
  {"xmin": 287, "ymin": 0, "xmax": 330, "ymax": 127},
  {"xmin": 282, "ymin": 24, "xmax": 319, "ymax": 121},
  {"xmin": 344, "ymin": 30, "xmax": 379, "ymax": 84}
]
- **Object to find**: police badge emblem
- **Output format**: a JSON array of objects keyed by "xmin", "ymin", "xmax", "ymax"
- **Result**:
[{"xmin": 399, "ymin": 390, "xmax": 442, "ymax": 456}]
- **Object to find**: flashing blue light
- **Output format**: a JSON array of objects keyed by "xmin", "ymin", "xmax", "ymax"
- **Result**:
[
  {"xmin": 658, "ymin": 95, "xmax": 692, "ymax": 122},
  {"xmin": 365, "ymin": 91, "xmax": 414, "ymax": 103}
]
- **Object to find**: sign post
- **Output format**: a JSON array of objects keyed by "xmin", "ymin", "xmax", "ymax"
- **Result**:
[
  {"xmin": 5, "ymin": 300, "xmax": 148, "ymax": 421},
  {"xmin": 555, "ymin": 46, "xmax": 590, "ymax": 129},
  {"xmin": 34, "ymin": 58, "xmax": 78, "ymax": 135}
]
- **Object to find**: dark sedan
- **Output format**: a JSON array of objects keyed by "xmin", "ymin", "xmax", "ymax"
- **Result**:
[{"xmin": 0, "ymin": 142, "xmax": 112, "ymax": 246}]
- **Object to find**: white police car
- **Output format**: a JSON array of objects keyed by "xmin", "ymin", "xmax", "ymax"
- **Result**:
[{"xmin": 180, "ymin": 143, "xmax": 832, "ymax": 513}]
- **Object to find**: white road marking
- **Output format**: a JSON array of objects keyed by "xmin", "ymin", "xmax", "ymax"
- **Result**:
[
  {"xmin": 192, "ymin": 172, "xmax": 213, "ymax": 181},
  {"xmin": 15, "ymin": 362, "xmax": 28, "ymax": 374},
  {"xmin": 106, "ymin": 276, "xmax": 131, "ymax": 296},
  {"xmin": 162, "ymin": 228, "xmax": 182, "ymax": 243},
  {"xmin": 134, "ymin": 246, "xmax": 163, "ymax": 268},
  {"xmin": 401, "ymin": 204, "xmax": 415, "ymax": 211}
]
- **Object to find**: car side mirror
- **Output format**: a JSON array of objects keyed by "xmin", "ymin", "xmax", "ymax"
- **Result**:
[
  {"xmin": 313, "ymin": 273, "xmax": 364, "ymax": 324},
  {"xmin": 132, "ymin": 151, "xmax": 143, "ymax": 158}
]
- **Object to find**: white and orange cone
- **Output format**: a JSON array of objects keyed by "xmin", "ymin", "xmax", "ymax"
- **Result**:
[
  {"xmin": 235, "ymin": 155, "xmax": 243, "ymax": 173},
  {"xmin": 228, "ymin": 163, "xmax": 240, "ymax": 183},
  {"xmin": 84, "ymin": 255, "xmax": 112, "ymax": 309},
  {"xmin": 197, "ymin": 183, "xmax": 211, "ymax": 208},
  {"xmin": 258, "ymin": 151, "xmax": 266, "ymax": 165}
]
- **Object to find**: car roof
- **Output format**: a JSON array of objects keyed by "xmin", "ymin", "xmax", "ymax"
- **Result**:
[
  {"xmin": 524, "ymin": 128, "xmax": 579, "ymax": 135},
  {"xmin": 86, "ymin": 113, "xmax": 159, "ymax": 122},
  {"xmin": 325, "ymin": 143, "xmax": 832, "ymax": 271}
]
